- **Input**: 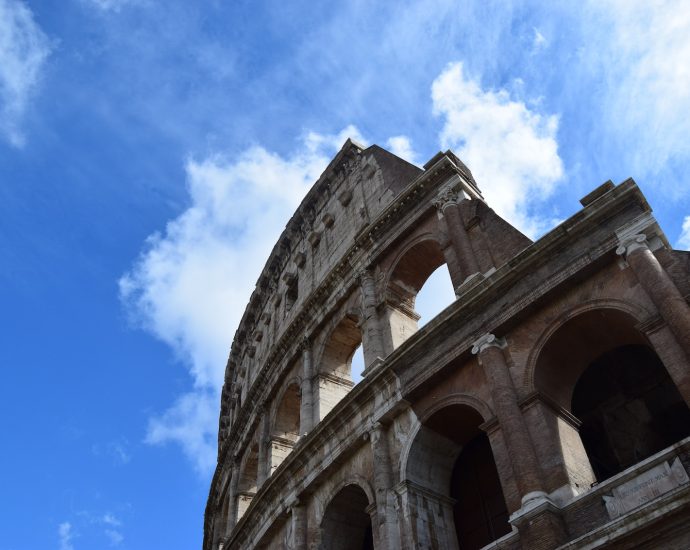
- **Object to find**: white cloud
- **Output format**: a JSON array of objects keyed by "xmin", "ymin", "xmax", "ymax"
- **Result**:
[
  {"xmin": 386, "ymin": 135, "xmax": 418, "ymax": 164},
  {"xmin": 91, "ymin": 439, "xmax": 131, "ymax": 465},
  {"xmin": 81, "ymin": 0, "xmax": 136, "ymax": 11},
  {"xmin": 677, "ymin": 216, "xmax": 690, "ymax": 250},
  {"xmin": 432, "ymin": 61, "xmax": 564, "ymax": 237},
  {"xmin": 102, "ymin": 513, "xmax": 121, "ymax": 527},
  {"xmin": 532, "ymin": 27, "xmax": 547, "ymax": 52},
  {"xmin": 101, "ymin": 514, "xmax": 123, "ymax": 546},
  {"xmin": 589, "ymin": 1, "xmax": 690, "ymax": 178},
  {"xmin": 121, "ymin": 126, "xmax": 364, "ymax": 474},
  {"xmin": 58, "ymin": 522, "xmax": 75, "ymax": 550},
  {"xmin": 105, "ymin": 529, "xmax": 124, "ymax": 546},
  {"xmin": 0, "ymin": 0, "xmax": 52, "ymax": 147}
]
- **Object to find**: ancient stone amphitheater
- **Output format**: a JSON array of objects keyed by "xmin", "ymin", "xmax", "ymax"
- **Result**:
[{"xmin": 204, "ymin": 140, "xmax": 690, "ymax": 550}]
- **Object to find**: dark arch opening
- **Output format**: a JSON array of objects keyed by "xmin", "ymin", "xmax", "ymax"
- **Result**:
[
  {"xmin": 451, "ymin": 433, "xmax": 511, "ymax": 550},
  {"xmin": 321, "ymin": 315, "xmax": 362, "ymax": 380},
  {"xmin": 270, "ymin": 381, "xmax": 301, "ymax": 474},
  {"xmin": 316, "ymin": 315, "xmax": 362, "ymax": 421},
  {"xmin": 387, "ymin": 239, "xmax": 454, "ymax": 347},
  {"xmin": 236, "ymin": 441, "xmax": 259, "ymax": 520},
  {"xmin": 406, "ymin": 405, "xmax": 510, "ymax": 550},
  {"xmin": 320, "ymin": 484, "xmax": 373, "ymax": 550},
  {"xmin": 572, "ymin": 344, "xmax": 690, "ymax": 481}
]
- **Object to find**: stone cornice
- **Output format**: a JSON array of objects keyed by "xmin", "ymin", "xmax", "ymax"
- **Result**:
[
  {"xmin": 215, "ymin": 179, "xmax": 657, "ymax": 549},
  {"xmin": 215, "ymin": 152, "xmax": 467, "ymax": 459},
  {"xmin": 206, "ymin": 174, "xmax": 661, "ymax": 548}
]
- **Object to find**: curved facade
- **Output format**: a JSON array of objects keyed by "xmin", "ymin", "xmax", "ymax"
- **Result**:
[{"xmin": 204, "ymin": 141, "xmax": 690, "ymax": 550}]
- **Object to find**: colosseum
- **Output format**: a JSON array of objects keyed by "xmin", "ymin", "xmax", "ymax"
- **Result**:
[{"xmin": 203, "ymin": 140, "xmax": 690, "ymax": 549}]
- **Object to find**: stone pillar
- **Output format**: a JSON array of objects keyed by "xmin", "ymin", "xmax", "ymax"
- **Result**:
[
  {"xmin": 370, "ymin": 422, "xmax": 401, "ymax": 550},
  {"xmin": 257, "ymin": 409, "xmax": 271, "ymax": 485},
  {"xmin": 472, "ymin": 333, "xmax": 567, "ymax": 548},
  {"xmin": 434, "ymin": 191, "xmax": 480, "ymax": 289},
  {"xmin": 289, "ymin": 499, "xmax": 307, "ymax": 549},
  {"xmin": 300, "ymin": 338, "xmax": 315, "ymax": 435},
  {"xmin": 617, "ymin": 234, "xmax": 690, "ymax": 404},
  {"xmin": 436, "ymin": 210, "xmax": 464, "ymax": 290},
  {"xmin": 467, "ymin": 217, "xmax": 495, "ymax": 274},
  {"xmin": 226, "ymin": 459, "xmax": 240, "ymax": 533},
  {"xmin": 359, "ymin": 269, "xmax": 387, "ymax": 366},
  {"xmin": 472, "ymin": 334, "xmax": 544, "ymax": 499}
]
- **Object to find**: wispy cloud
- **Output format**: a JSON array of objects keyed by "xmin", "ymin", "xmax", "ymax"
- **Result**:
[
  {"xmin": 91, "ymin": 439, "xmax": 131, "ymax": 465},
  {"xmin": 532, "ymin": 27, "xmax": 547, "ymax": 52},
  {"xmin": 58, "ymin": 522, "xmax": 75, "ymax": 550},
  {"xmin": 386, "ymin": 135, "xmax": 418, "ymax": 165},
  {"xmin": 120, "ymin": 126, "xmax": 365, "ymax": 474},
  {"xmin": 432, "ymin": 61, "xmax": 564, "ymax": 237},
  {"xmin": 102, "ymin": 513, "xmax": 124, "ymax": 546},
  {"xmin": 80, "ymin": 0, "xmax": 137, "ymax": 12},
  {"xmin": 677, "ymin": 216, "xmax": 690, "ymax": 250},
  {"xmin": 0, "ymin": 0, "xmax": 52, "ymax": 147},
  {"xmin": 588, "ymin": 1, "xmax": 690, "ymax": 181}
]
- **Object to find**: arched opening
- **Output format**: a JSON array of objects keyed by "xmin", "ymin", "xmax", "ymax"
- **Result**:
[
  {"xmin": 386, "ymin": 239, "xmax": 454, "ymax": 349},
  {"xmin": 534, "ymin": 308, "xmax": 690, "ymax": 484},
  {"xmin": 415, "ymin": 265, "xmax": 456, "ymax": 327},
  {"xmin": 316, "ymin": 315, "xmax": 362, "ymax": 421},
  {"xmin": 320, "ymin": 484, "xmax": 374, "ymax": 550},
  {"xmin": 573, "ymin": 344, "xmax": 690, "ymax": 481},
  {"xmin": 351, "ymin": 344, "xmax": 365, "ymax": 383},
  {"xmin": 405, "ymin": 404, "xmax": 510, "ymax": 550},
  {"xmin": 270, "ymin": 382, "xmax": 301, "ymax": 474},
  {"xmin": 213, "ymin": 480, "xmax": 230, "ymax": 546},
  {"xmin": 236, "ymin": 442, "xmax": 259, "ymax": 521}
]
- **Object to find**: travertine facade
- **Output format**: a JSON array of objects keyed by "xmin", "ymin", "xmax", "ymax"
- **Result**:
[{"xmin": 204, "ymin": 141, "xmax": 690, "ymax": 550}]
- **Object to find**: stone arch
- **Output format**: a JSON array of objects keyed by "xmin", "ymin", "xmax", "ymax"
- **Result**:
[
  {"xmin": 317, "ymin": 477, "xmax": 375, "ymax": 550},
  {"xmin": 317, "ymin": 311, "xmax": 363, "ymax": 378},
  {"xmin": 236, "ymin": 436, "xmax": 260, "ymax": 521},
  {"xmin": 529, "ymin": 302, "xmax": 690, "ymax": 485},
  {"xmin": 383, "ymin": 235, "xmax": 455, "ymax": 348},
  {"xmin": 529, "ymin": 302, "xmax": 651, "ymax": 410},
  {"xmin": 269, "ymin": 377, "xmax": 302, "ymax": 475},
  {"xmin": 212, "ymin": 473, "xmax": 231, "ymax": 546},
  {"xmin": 384, "ymin": 233, "xmax": 447, "ymax": 301},
  {"xmin": 314, "ymin": 311, "xmax": 363, "ymax": 421},
  {"xmin": 399, "ymin": 393, "xmax": 494, "ymax": 482},
  {"xmin": 524, "ymin": 299, "xmax": 651, "ymax": 395},
  {"xmin": 401, "ymin": 402, "xmax": 512, "ymax": 550},
  {"xmin": 317, "ymin": 474, "xmax": 376, "ymax": 523}
]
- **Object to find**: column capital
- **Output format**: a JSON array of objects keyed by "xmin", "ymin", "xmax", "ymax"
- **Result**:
[
  {"xmin": 616, "ymin": 233, "xmax": 648, "ymax": 258},
  {"xmin": 300, "ymin": 336, "xmax": 311, "ymax": 352},
  {"xmin": 433, "ymin": 188, "xmax": 462, "ymax": 212},
  {"xmin": 356, "ymin": 267, "xmax": 376, "ymax": 284},
  {"xmin": 369, "ymin": 421, "xmax": 386, "ymax": 443},
  {"xmin": 471, "ymin": 333, "xmax": 506, "ymax": 355}
]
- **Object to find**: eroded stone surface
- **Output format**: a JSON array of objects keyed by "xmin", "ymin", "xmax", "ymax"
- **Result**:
[{"xmin": 204, "ymin": 142, "xmax": 690, "ymax": 550}]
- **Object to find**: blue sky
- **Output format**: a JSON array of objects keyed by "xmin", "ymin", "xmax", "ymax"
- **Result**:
[{"xmin": 2, "ymin": 0, "xmax": 690, "ymax": 548}]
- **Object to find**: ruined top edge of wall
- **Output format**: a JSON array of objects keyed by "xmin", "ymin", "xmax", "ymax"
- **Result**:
[{"xmin": 222, "ymin": 142, "xmax": 428, "ymax": 369}]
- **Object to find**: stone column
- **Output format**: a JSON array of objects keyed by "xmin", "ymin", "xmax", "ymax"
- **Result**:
[
  {"xmin": 472, "ymin": 333, "xmax": 544, "ymax": 500},
  {"xmin": 370, "ymin": 422, "xmax": 401, "ymax": 550},
  {"xmin": 617, "ymin": 234, "xmax": 690, "ymax": 404},
  {"xmin": 257, "ymin": 408, "xmax": 271, "ymax": 485},
  {"xmin": 289, "ymin": 499, "xmax": 307, "ymax": 549},
  {"xmin": 300, "ymin": 338, "xmax": 315, "ymax": 435},
  {"xmin": 472, "ymin": 333, "xmax": 567, "ymax": 548},
  {"xmin": 226, "ymin": 459, "xmax": 240, "ymax": 533},
  {"xmin": 434, "ymin": 191, "xmax": 480, "ymax": 289},
  {"xmin": 359, "ymin": 269, "xmax": 387, "ymax": 366}
]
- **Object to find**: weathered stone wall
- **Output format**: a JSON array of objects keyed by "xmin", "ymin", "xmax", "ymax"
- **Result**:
[{"xmin": 205, "ymin": 143, "xmax": 690, "ymax": 550}]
